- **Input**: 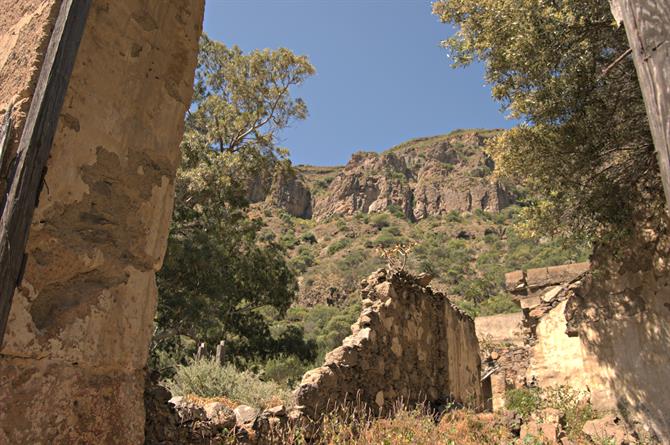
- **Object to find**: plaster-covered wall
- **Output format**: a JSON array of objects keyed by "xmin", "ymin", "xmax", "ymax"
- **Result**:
[
  {"xmin": 566, "ymin": 203, "xmax": 670, "ymax": 443},
  {"xmin": 0, "ymin": 1, "xmax": 204, "ymax": 443},
  {"xmin": 475, "ymin": 312, "xmax": 524, "ymax": 346},
  {"xmin": 295, "ymin": 269, "xmax": 482, "ymax": 418},
  {"xmin": 502, "ymin": 264, "xmax": 615, "ymax": 411}
]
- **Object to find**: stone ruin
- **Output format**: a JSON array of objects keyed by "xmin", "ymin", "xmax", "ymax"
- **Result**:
[
  {"xmin": 295, "ymin": 268, "xmax": 482, "ymax": 417},
  {"xmin": 144, "ymin": 268, "xmax": 483, "ymax": 444},
  {"xmin": 2, "ymin": 1, "xmax": 670, "ymax": 444},
  {"xmin": 478, "ymin": 255, "xmax": 670, "ymax": 442},
  {"xmin": 476, "ymin": 262, "xmax": 610, "ymax": 413}
]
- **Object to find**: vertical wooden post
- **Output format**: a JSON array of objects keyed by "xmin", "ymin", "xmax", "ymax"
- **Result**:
[
  {"xmin": 610, "ymin": 0, "xmax": 670, "ymax": 207},
  {"xmin": 215, "ymin": 340, "xmax": 226, "ymax": 366},
  {"xmin": 196, "ymin": 342, "xmax": 207, "ymax": 360},
  {"xmin": 0, "ymin": 0, "xmax": 92, "ymax": 342}
]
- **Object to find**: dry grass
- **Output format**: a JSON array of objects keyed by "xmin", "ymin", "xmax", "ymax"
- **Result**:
[{"xmin": 219, "ymin": 401, "xmax": 516, "ymax": 445}]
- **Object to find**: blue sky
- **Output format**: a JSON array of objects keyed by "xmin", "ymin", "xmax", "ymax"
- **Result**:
[{"xmin": 203, "ymin": 0, "xmax": 513, "ymax": 166}]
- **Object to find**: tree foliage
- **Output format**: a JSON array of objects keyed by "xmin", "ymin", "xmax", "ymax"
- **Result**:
[
  {"xmin": 433, "ymin": 0, "xmax": 660, "ymax": 239},
  {"xmin": 153, "ymin": 37, "xmax": 316, "ymax": 368}
]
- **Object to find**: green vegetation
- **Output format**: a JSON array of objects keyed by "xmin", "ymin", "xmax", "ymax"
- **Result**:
[
  {"xmin": 259, "ymin": 204, "xmax": 588, "ymax": 319},
  {"xmin": 153, "ymin": 36, "xmax": 316, "ymax": 374},
  {"xmin": 506, "ymin": 386, "xmax": 598, "ymax": 440},
  {"xmin": 165, "ymin": 359, "xmax": 293, "ymax": 409},
  {"xmin": 433, "ymin": 0, "xmax": 659, "ymax": 240}
]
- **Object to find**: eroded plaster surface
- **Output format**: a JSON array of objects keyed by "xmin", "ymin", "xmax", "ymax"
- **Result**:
[{"xmin": 0, "ymin": 1, "xmax": 204, "ymax": 443}]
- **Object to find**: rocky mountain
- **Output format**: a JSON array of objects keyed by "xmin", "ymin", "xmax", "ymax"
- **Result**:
[
  {"xmin": 252, "ymin": 130, "xmax": 515, "ymax": 221},
  {"xmin": 247, "ymin": 163, "xmax": 314, "ymax": 219},
  {"xmin": 243, "ymin": 130, "xmax": 592, "ymax": 309}
]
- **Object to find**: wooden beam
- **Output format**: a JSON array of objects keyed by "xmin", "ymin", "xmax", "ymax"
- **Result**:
[
  {"xmin": 610, "ymin": 0, "xmax": 670, "ymax": 207},
  {"xmin": 0, "ymin": 102, "xmax": 14, "ymax": 170},
  {"xmin": 0, "ymin": 0, "xmax": 91, "ymax": 341}
]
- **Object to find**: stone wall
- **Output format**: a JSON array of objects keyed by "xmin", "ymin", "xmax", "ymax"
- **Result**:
[
  {"xmin": 565, "ymin": 204, "xmax": 670, "ymax": 443},
  {"xmin": 295, "ymin": 269, "xmax": 482, "ymax": 418},
  {"xmin": 475, "ymin": 312, "xmax": 524, "ymax": 346},
  {"xmin": 500, "ymin": 263, "xmax": 615, "ymax": 410},
  {"xmin": 0, "ymin": 1, "xmax": 204, "ymax": 444}
]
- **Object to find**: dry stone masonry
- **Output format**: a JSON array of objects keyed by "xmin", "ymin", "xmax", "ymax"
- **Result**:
[{"xmin": 295, "ymin": 269, "xmax": 482, "ymax": 418}]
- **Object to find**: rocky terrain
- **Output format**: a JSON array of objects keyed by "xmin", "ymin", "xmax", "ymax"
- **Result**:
[
  {"xmin": 250, "ymin": 129, "xmax": 515, "ymax": 221},
  {"xmin": 245, "ymin": 130, "xmax": 588, "ymax": 309}
]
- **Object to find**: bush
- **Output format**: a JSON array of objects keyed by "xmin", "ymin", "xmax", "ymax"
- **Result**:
[
  {"xmin": 280, "ymin": 232, "xmax": 299, "ymax": 249},
  {"xmin": 302, "ymin": 232, "xmax": 318, "ymax": 244},
  {"xmin": 261, "ymin": 355, "xmax": 311, "ymax": 388},
  {"xmin": 165, "ymin": 359, "xmax": 293, "ymax": 409},
  {"xmin": 327, "ymin": 237, "xmax": 352, "ymax": 255},
  {"xmin": 387, "ymin": 204, "xmax": 406, "ymax": 219},
  {"xmin": 505, "ymin": 387, "xmax": 542, "ymax": 419},
  {"xmin": 543, "ymin": 385, "xmax": 596, "ymax": 438},
  {"xmin": 369, "ymin": 213, "xmax": 391, "ymax": 229},
  {"xmin": 445, "ymin": 210, "xmax": 462, "ymax": 223},
  {"xmin": 476, "ymin": 293, "xmax": 520, "ymax": 316},
  {"xmin": 290, "ymin": 247, "xmax": 316, "ymax": 273}
]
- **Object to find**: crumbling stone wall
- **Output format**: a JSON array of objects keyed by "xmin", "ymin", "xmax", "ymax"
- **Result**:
[
  {"xmin": 0, "ymin": 1, "xmax": 204, "ymax": 444},
  {"xmin": 500, "ymin": 263, "xmax": 615, "ymax": 410},
  {"xmin": 478, "ymin": 262, "xmax": 607, "ymax": 413},
  {"xmin": 504, "ymin": 240, "xmax": 670, "ymax": 443},
  {"xmin": 296, "ymin": 269, "xmax": 482, "ymax": 418},
  {"xmin": 565, "ymin": 205, "xmax": 670, "ymax": 443}
]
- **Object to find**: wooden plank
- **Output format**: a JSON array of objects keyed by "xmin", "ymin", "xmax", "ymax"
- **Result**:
[
  {"xmin": 0, "ymin": 102, "xmax": 14, "ymax": 169},
  {"xmin": 610, "ymin": 0, "xmax": 670, "ymax": 207},
  {"xmin": 0, "ymin": 101, "xmax": 16, "ymax": 214},
  {"xmin": 0, "ymin": 0, "xmax": 91, "ymax": 341}
]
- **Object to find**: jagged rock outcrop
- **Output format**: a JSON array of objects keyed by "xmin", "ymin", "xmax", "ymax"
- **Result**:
[
  {"xmin": 311, "ymin": 132, "xmax": 514, "ymax": 221},
  {"xmin": 266, "ymin": 166, "xmax": 313, "ymax": 218},
  {"xmin": 248, "ymin": 162, "xmax": 313, "ymax": 218},
  {"xmin": 295, "ymin": 269, "xmax": 482, "ymax": 418},
  {"xmin": 312, "ymin": 151, "xmax": 415, "ymax": 219}
]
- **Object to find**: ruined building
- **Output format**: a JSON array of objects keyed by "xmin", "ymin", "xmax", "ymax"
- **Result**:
[
  {"xmin": 1, "ymin": 1, "xmax": 670, "ymax": 444},
  {"xmin": 479, "ymin": 251, "xmax": 670, "ymax": 443},
  {"xmin": 295, "ymin": 269, "xmax": 482, "ymax": 417}
]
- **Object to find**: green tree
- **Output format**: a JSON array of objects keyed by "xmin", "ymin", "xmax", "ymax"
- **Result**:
[
  {"xmin": 153, "ymin": 37, "xmax": 315, "ymax": 369},
  {"xmin": 184, "ymin": 34, "xmax": 315, "ymax": 166},
  {"xmin": 433, "ymin": 0, "xmax": 660, "ymax": 239}
]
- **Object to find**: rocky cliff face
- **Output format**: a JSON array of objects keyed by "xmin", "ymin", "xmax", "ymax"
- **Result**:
[
  {"xmin": 308, "ymin": 131, "xmax": 514, "ymax": 221},
  {"xmin": 251, "ymin": 131, "xmax": 514, "ymax": 222},
  {"xmin": 248, "ymin": 163, "xmax": 313, "ymax": 219}
]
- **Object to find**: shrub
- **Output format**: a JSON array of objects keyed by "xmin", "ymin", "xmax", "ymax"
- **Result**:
[
  {"xmin": 280, "ymin": 232, "xmax": 299, "ymax": 249},
  {"xmin": 369, "ymin": 213, "xmax": 391, "ymax": 229},
  {"xmin": 290, "ymin": 247, "xmax": 316, "ymax": 273},
  {"xmin": 445, "ymin": 210, "xmax": 462, "ymax": 223},
  {"xmin": 543, "ymin": 385, "xmax": 597, "ymax": 439},
  {"xmin": 327, "ymin": 238, "xmax": 352, "ymax": 255},
  {"xmin": 302, "ymin": 232, "xmax": 318, "ymax": 244},
  {"xmin": 505, "ymin": 387, "xmax": 542, "ymax": 419},
  {"xmin": 164, "ymin": 359, "xmax": 293, "ymax": 409},
  {"xmin": 261, "ymin": 355, "xmax": 311, "ymax": 388},
  {"xmin": 387, "ymin": 204, "xmax": 406, "ymax": 219},
  {"xmin": 382, "ymin": 225, "xmax": 402, "ymax": 236},
  {"xmin": 477, "ymin": 293, "xmax": 521, "ymax": 316}
]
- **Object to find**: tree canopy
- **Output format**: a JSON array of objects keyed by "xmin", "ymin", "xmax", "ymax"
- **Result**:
[
  {"xmin": 433, "ymin": 0, "xmax": 661, "ymax": 239},
  {"xmin": 153, "ymin": 37, "xmax": 316, "ymax": 369}
]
